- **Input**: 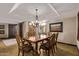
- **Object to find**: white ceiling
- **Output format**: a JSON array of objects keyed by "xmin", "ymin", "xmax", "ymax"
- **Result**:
[{"xmin": 0, "ymin": 3, "xmax": 79, "ymax": 24}]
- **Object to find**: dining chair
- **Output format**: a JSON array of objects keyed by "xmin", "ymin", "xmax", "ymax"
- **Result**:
[
  {"xmin": 16, "ymin": 33, "xmax": 34, "ymax": 56},
  {"xmin": 49, "ymin": 32, "xmax": 59, "ymax": 53},
  {"xmin": 39, "ymin": 33, "xmax": 56, "ymax": 56},
  {"xmin": 47, "ymin": 32, "xmax": 52, "ymax": 37},
  {"xmin": 54, "ymin": 32, "xmax": 59, "ymax": 52}
]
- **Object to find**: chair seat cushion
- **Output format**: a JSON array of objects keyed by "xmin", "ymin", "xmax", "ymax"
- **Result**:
[
  {"xmin": 22, "ymin": 44, "xmax": 33, "ymax": 52},
  {"xmin": 40, "ymin": 42, "xmax": 50, "ymax": 50}
]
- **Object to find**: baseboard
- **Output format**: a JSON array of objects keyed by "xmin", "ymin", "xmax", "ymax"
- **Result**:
[
  {"xmin": 58, "ymin": 41, "xmax": 77, "ymax": 47},
  {"xmin": 0, "ymin": 37, "xmax": 15, "ymax": 40}
]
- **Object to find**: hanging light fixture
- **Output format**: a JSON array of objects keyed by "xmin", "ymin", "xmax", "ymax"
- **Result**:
[
  {"xmin": 35, "ymin": 9, "xmax": 40, "ymax": 39},
  {"xmin": 35, "ymin": 9, "xmax": 39, "ymax": 27},
  {"xmin": 29, "ymin": 9, "xmax": 39, "ymax": 26}
]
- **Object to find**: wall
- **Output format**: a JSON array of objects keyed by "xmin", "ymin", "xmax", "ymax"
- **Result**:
[
  {"xmin": 23, "ymin": 21, "xmax": 28, "ymax": 38},
  {"xmin": 76, "ymin": 13, "xmax": 79, "ymax": 49},
  {"xmin": 46, "ymin": 17, "xmax": 77, "ymax": 45},
  {"xmin": 22, "ymin": 17, "xmax": 77, "ymax": 45},
  {"xmin": 0, "ymin": 23, "xmax": 8, "ymax": 38},
  {"xmin": 57, "ymin": 17, "xmax": 77, "ymax": 45}
]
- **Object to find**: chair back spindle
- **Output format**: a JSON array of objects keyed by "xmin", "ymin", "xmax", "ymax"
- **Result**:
[{"xmin": 16, "ymin": 33, "xmax": 22, "ymax": 47}]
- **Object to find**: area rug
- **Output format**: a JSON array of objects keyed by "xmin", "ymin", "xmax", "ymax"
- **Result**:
[{"xmin": 2, "ymin": 39, "xmax": 17, "ymax": 46}]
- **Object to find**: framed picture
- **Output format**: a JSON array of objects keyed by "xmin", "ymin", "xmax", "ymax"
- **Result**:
[
  {"xmin": 49, "ymin": 22, "xmax": 63, "ymax": 32},
  {"xmin": 0, "ymin": 25, "xmax": 5, "ymax": 29},
  {"xmin": 0, "ymin": 30, "xmax": 5, "ymax": 34}
]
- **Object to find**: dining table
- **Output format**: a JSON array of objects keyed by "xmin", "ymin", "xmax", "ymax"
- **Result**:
[{"xmin": 23, "ymin": 34, "xmax": 50, "ymax": 55}]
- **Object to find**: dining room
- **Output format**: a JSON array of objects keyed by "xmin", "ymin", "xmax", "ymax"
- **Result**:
[{"xmin": 0, "ymin": 3, "xmax": 79, "ymax": 56}]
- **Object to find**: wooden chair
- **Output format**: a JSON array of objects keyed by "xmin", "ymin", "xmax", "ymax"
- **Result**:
[
  {"xmin": 49, "ymin": 32, "xmax": 59, "ymax": 53},
  {"xmin": 54, "ymin": 33, "xmax": 59, "ymax": 51},
  {"xmin": 16, "ymin": 33, "xmax": 34, "ymax": 56},
  {"xmin": 47, "ymin": 32, "xmax": 52, "ymax": 37},
  {"xmin": 39, "ymin": 34, "xmax": 56, "ymax": 56}
]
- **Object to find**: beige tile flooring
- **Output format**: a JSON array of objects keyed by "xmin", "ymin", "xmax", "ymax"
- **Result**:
[{"xmin": 0, "ymin": 39, "xmax": 79, "ymax": 56}]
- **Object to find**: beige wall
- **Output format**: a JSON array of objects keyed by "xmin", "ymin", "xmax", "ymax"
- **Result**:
[
  {"xmin": 23, "ymin": 17, "xmax": 77, "ymax": 45},
  {"xmin": 0, "ymin": 23, "xmax": 8, "ymax": 38},
  {"xmin": 23, "ymin": 21, "xmax": 28, "ymax": 38},
  {"xmin": 46, "ymin": 17, "xmax": 77, "ymax": 45},
  {"xmin": 58, "ymin": 17, "xmax": 77, "ymax": 45},
  {"xmin": 76, "ymin": 14, "xmax": 79, "ymax": 49}
]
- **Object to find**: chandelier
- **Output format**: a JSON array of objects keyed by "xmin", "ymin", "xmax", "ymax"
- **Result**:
[
  {"xmin": 35, "ymin": 9, "xmax": 39, "ymax": 27},
  {"xmin": 29, "ymin": 9, "xmax": 46, "ymax": 26},
  {"xmin": 35, "ymin": 9, "xmax": 46, "ymax": 26}
]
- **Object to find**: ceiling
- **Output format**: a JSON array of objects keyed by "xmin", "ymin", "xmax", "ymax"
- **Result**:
[{"xmin": 0, "ymin": 3, "xmax": 79, "ymax": 24}]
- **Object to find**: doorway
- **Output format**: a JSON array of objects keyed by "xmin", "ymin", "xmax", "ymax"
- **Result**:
[{"xmin": 8, "ymin": 24, "xmax": 17, "ymax": 38}]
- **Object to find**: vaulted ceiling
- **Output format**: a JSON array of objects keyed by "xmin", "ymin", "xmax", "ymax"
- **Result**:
[{"xmin": 0, "ymin": 3, "xmax": 79, "ymax": 24}]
